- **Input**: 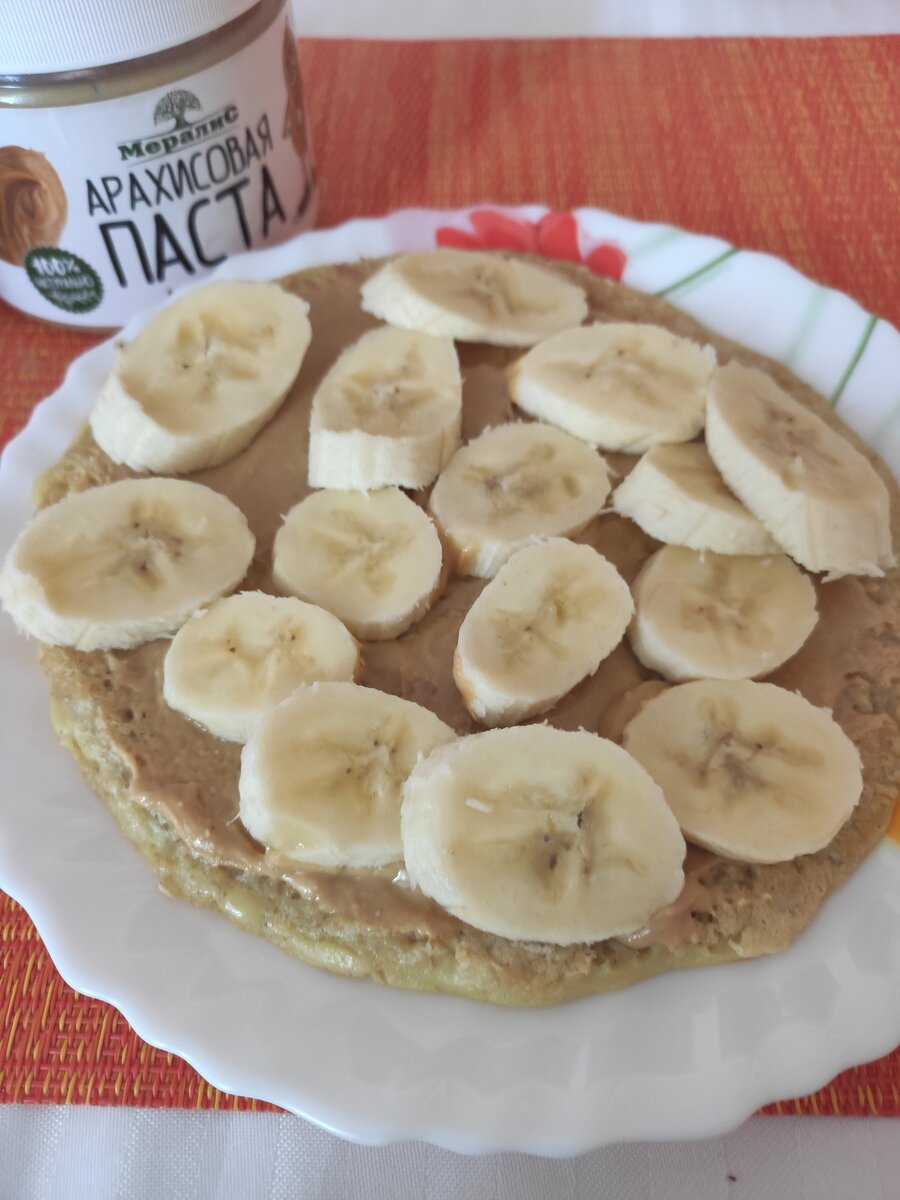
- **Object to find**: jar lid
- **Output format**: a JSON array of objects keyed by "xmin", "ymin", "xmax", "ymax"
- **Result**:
[{"xmin": 2, "ymin": 0, "xmax": 262, "ymax": 76}]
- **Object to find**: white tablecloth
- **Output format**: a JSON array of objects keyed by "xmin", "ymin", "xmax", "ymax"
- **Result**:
[{"xmin": 1, "ymin": 1111, "xmax": 898, "ymax": 1199}]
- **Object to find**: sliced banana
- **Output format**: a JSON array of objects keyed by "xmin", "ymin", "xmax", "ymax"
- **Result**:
[
  {"xmin": 507, "ymin": 323, "xmax": 715, "ymax": 452},
  {"xmin": 308, "ymin": 326, "xmax": 462, "ymax": 491},
  {"xmin": 0, "ymin": 478, "xmax": 254, "ymax": 651},
  {"xmin": 706, "ymin": 362, "xmax": 894, "ymax": 577},
  {"xmin": 629, "ymin": 546, "xmax": 818, "ymax": 681},
  {"xmin": 428, "ymin": 422, "xmax": 610, "ymax": 577},
  {"xmin": 360, "ymin": 249, "xmax": 588, "ymax": 347},
  {"xmin": 90, "ymin": 281, "xmax": 311, "ymax": 474},
  {"xmin": 240, "ymin": 681, "xmax": 455, "ymax": 869},
  {"xmin": 273, "ymin": 487, "xmax": 444, "ymax": 640},
  {"xmin": 454, "ymin": 538, "xmax": 633, "ymax": 726},
  {"xmin": 163, "ymin": 591, "xmax": 360, "ymax": 743},
  {"xmin": 612, "ymin": 442, "xmax": 780, "ymax": 555},
  {"xmin": 401, "ymin": 725, "xmax": 686, "ymax": 944},
  {"xmin": 622, "ymin": 679, "xmax": 863, "ymax": 863}
]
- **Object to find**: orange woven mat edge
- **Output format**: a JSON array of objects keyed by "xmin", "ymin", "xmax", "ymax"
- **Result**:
[{"xmin": 1, "ymin": 35, "xmax": 898, "ymax": 1114}]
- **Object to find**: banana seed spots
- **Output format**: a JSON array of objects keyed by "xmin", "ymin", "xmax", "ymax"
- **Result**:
[
  {"xmin": 338, "ymin": 352, "xmax": 436, "ymax": 435},
  {"xmin": 679, "ymin": 561, "xmax": 776, "ymax": 651},
  {"xmin": 134, "ymin": 310, "xmax": 269, "ymax": 417},
  {"xmin": 466, "ymin": 444, "xmax": 584, "ymax": 518},
  {"xmin": 757, "ymin": 405, "xmax": 842, "ymax": 487},
  {"xmin": 195, "ymin": 327, "xmax": 261, "ymax": 396},
  {"xmin": 439, "ymin": 264, "xmax": 548, "ymax": 322},
  {"xmin": 290, "ymin": 717, "xmax": 405, "ymax": 815},
  {"xmin": 269, "ymin": 719, "xmax": 407, "ymax": 855},
  {"xmin": 35, "ymin": 507, "xmax": 187, "ymax": 608},
  {"xmin": 534, "ymin": 822, "xmax": 584, "ymax": 901},
  {"xmin": 199, "ymin": 618, "xmax": 315, "ymax": 696},
  {"xmin": 686, "ymin": 699, "xmax": 826, "ymax": 808},
  {"xmin": 468, "ymin": 772, "xmax": 640, "ymax": 901},
  {"xmin": 310, "ymin": 511, "xmax": 411, "ymax": 597},
  {"xmin": 112, "ymin": 509, "xmax": 182, "ymax": 590},
  {"xmin": 556, "ymin": 346, "xmax": 701, "ymax": 414},
  {"xmin": 117, "ymin": 506, "xmax": 189, "ymax": 589},
  {"xmin": 489, "ymin": 571, "xmax": 603, "ymax": 660}
]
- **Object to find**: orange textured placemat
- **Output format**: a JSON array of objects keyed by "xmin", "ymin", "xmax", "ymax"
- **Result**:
[{"xmin": 1, "ymin": 36, "xmax": 898, "ymax": 1116}]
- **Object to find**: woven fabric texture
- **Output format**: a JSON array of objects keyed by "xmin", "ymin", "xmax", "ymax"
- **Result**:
[{"xmin": 0, "ymin": 36, "xmax": 897, "ymax": 1114}]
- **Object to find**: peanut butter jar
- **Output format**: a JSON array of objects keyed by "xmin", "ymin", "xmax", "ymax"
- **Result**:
[{"xmin": 0, "ymin": 0, "xmax": 317, "ymax": 327}]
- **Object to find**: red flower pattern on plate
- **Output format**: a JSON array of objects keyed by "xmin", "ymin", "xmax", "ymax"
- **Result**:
[{"xmin": 435, "ymin": 209, "xmax": 627, "ymax": 281}]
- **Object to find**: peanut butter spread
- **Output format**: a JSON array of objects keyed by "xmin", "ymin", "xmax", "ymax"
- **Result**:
[
  {"xmin": 35, "ymin": 257, "xmax": 900, "ymax": 1003},
  {"xmin": 0, "ymin": 146, "xmax": 67, "ymax": 266}
]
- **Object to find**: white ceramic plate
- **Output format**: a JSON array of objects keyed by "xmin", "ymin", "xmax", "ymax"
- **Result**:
[{"xmin": 1, "ymin": 207, "xmax": 898, "ymax": 1157}]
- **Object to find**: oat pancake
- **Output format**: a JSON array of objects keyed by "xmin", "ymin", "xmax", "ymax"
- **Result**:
[{"xmin": 33, "ymin": 257, "xmax": 900, "ymax": 1006}]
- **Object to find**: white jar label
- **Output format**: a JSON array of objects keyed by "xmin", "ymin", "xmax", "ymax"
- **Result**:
[{"xmin": 0, "ymin": 14, "xmax": 316, "ymax": 327}]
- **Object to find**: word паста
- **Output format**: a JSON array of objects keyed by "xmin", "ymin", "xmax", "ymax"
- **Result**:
[{"xmin": 85, "ymin": 115, "xmax": 288, "ymax": 287}]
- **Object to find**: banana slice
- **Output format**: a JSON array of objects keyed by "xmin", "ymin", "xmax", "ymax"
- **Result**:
[
  {"xmin": 454, "ymin": 538, "xmax": 633, "ymax": 725},
  {"xmin": 622, "ymin": 679, "xmax": 863, "ymax": 863},
  {"xmin": 360, "ymin": 249, "xmax": 588, "ymax": 347},
  {"xmin": 612, "ymin": 442, "xmax": 780, "ymax": 555},
  {"xmin": 0, "ymin": 478, "xmax": 254, "ymax": 651},
  {"xmin": 507, "ymin": 323, "xmax": 716, "ymax": 452},
  {"xmin": 401, "ymin": 725, "xmax": 686, "ymax": 944},
  {"xmin": 428, "ymin": 422, "xmax": 610, "ymax": 577},
  {"xmin": 706, "ymin": 362, "xmax": 894, "ymax": 577},
  {"xmin": 163, "ymin": 591, "xmax": 360, "ymax": 743},
  {"xmin": 240, "ymin": 681, "xmax": 455, "ymax": 869},
  {"xmin": 308, "ymin": 326, "xmax": 462, "ymax": 490},
  {"xmin": 272, "ymin": 487, "xmax": 444, "ymax": 640},
  {"xmin": 629, "ymin": 546, "xmax": 818, "ymax": 681},
  {"xmin": 90, "ymin": 281, "xmax": 311, "ymax": 474}
]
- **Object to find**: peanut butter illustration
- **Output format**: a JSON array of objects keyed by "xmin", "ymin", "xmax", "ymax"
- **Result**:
[{"xmin": 0, "ymin": 147, "xmax": 67, "ymax": 267}]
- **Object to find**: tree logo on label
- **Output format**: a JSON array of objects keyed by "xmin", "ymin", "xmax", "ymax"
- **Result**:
[
  {"xmin": 117, "ymin": 91, "xmax": 239, "ymax": 163},
  {"xmin": 153, "ymin": 90, "xmax": 202, "ymax": 132}
]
